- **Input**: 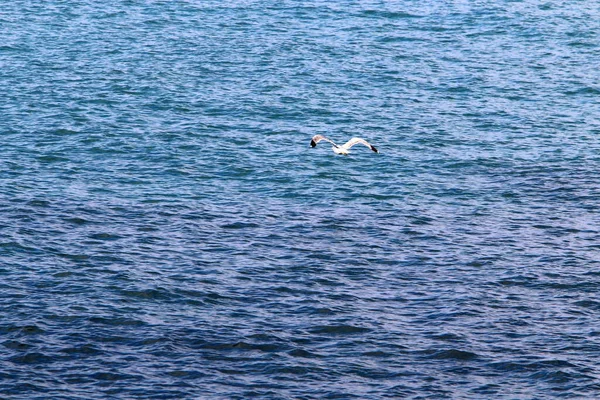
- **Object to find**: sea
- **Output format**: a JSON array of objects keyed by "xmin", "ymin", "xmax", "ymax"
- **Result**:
[{"xmin": 1, "ymin": 1, "xmax": 600, "ymax": 399}]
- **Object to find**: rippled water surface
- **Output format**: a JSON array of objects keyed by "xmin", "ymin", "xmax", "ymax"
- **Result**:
[{"xmin": 2, "ymin": 1, "xmax": 600, "ymax": 398}]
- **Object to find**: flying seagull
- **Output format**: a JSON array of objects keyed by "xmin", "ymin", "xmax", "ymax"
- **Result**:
[{"xmin": 310, "ymin": 135, "xmax": 379, "ymax": 155}]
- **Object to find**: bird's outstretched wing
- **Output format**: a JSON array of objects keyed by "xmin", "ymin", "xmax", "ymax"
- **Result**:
[
  {"xmin": 310, "ymin": 134, "xmax": 338, "ymax": 148},
  {"xmin": 341, "ymin": 137, "xmax": 378, "ymax": 153}
]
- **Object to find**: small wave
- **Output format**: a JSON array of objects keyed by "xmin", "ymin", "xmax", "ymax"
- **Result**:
[
  {"xmin": 425, "ymin": 349, "xmax": 479, "ymax": 361},
  {"xmin": 309, "ymin": 325, "xmax": 372, "ymax": 335}
]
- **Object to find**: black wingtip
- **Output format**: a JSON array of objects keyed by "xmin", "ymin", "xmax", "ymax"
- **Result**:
[
  {"xmin": 371, "ymin": 145, "xmax": 379, "ymax": 153},
  {"xmin": 310, "ymin": 140, "xmax": 317, "ymax": 148}
]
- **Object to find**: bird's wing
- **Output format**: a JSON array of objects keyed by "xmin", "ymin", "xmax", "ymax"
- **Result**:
[
  {"xmin": 341, "ymin": 137, "xmax": 378, "ymax": 153},
  {"xmin": 310, "ymin": 134, "xmax": 338, "ymax": 148}
]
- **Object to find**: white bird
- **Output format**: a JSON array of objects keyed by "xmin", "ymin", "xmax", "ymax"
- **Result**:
[{"xmin": 310, "ymin": 135, "xmax": 379, "ymax": 155}]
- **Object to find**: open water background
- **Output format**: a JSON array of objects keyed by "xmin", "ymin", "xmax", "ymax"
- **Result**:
[{"xmin": 2, "ymin": 1, "xmax": 600, "ymax": 398}]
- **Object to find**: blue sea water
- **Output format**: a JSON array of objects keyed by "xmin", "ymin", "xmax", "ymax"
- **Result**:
[{"xmin": 1, "ymin": 1, "xmax": 600, "ymax": 398}]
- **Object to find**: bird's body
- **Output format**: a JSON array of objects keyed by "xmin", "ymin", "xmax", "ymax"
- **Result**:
[{"xmin": 310, "ymin": 135, "xmax": 378, "ymax": 155}]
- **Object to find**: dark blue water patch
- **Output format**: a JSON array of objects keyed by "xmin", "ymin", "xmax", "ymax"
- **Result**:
[
  {"xmin": 423, "ymin": 348, "xmax": 480, "ymax": 361},
  {"xmin": 308, "ymin": 325, "xmax": 372, "ymax": 336},
  {"xmin": 9, "ymin": 352, "xmax": 57, "ymax": 365}
]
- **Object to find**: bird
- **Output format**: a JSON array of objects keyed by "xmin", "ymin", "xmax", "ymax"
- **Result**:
[{"xmin": 310, "ymin": 135, "xmax": 379, "ymax": 155}]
